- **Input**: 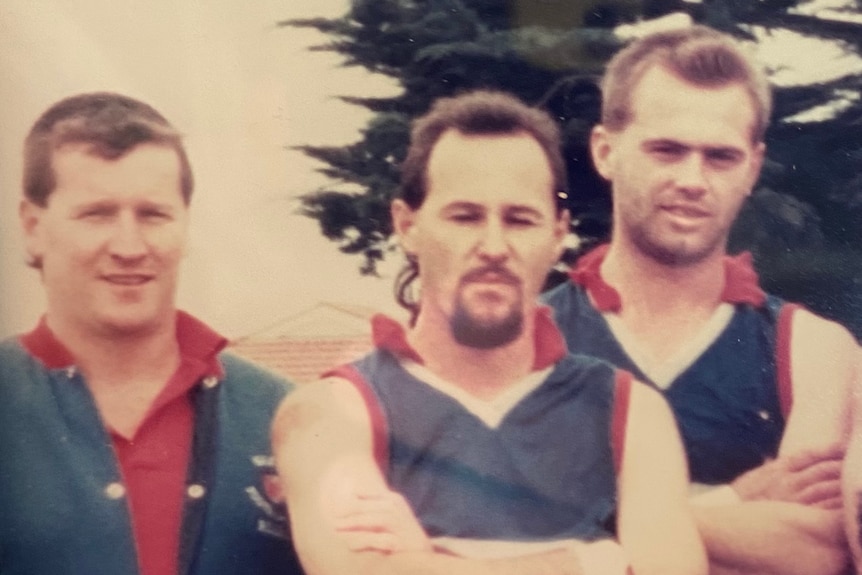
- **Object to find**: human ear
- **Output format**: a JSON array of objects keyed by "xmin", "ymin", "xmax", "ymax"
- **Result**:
[
  {"xmin": 19, "ymin": 199, "xmax": 45, "ymax": 265},
  {"xmin": 590, "ymin": 125, "xmax": 615, "ymax": 181},
  {"xmin": 391, "ymin": 199, "xmax": 418, "ymax": 255},
  {"xmin": 746, "ymin": 142, "xmax": 766, "ymax": 195},
  {"xmin": 552, "ymin": 209, "xmax": 571, "ymax": 261}
]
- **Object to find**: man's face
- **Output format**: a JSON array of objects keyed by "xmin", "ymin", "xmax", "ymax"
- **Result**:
[
  {"xmin": 592, "ymin": 65, "xmax": 765, "ymax": 266},
  {"xmin": 393, "ymin": 130, "xmax": 568, "ymax": 348},
  {"xmin": 21, "ymin": 143, "xmax": 189, "ymax": 338}
]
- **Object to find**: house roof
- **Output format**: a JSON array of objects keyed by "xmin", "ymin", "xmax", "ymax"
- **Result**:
[
  {"xmin": 229, "ymin": 335, "xmax": 373, "ymax": 384},
  {"xmin": 228, "ymin": 301, "xmax": 378, "ymax": 384}
]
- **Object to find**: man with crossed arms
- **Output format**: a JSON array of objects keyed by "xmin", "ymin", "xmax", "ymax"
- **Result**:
[
  {"xmin": 543, "ymin": 25, "xmax": 856, "ymax": 575},
  {"xmin": 273, "ymin": 90, "xmax": 706, "ymax": 575}
]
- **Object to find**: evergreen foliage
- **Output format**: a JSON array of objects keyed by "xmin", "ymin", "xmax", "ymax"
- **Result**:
[{"xmin": 281, "ymin": 0, "xmax": 862, "ymax": 335}]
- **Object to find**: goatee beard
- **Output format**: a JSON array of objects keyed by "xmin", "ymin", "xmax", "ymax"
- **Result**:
[{"xmin": 450, "ymin": 300, "xmax": 523, "ymax": 349}]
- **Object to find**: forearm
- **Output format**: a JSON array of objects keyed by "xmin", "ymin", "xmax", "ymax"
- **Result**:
[
  {"xmin": 358, "ymin": 547, "xmax": 584, "ymax": 575},
  {"xmin": 693, "ymin": 502, "xmax": 849, "ymax": 575}
]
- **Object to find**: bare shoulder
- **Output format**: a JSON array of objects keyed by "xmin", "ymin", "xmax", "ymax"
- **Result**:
[
  {"xmin": 791, "ymin": 307, "xmax": 858, "ymax": 360},
  {"xmin": 781, "ymin": 308, "xmax": 858, "ymax": 453},
  {"xmin": 271, "ymin": 376, "xmax": 370, "ymax": 450},
  {"xmin": 789, "ymin": 307, "xmax": 858, "ymax": 387}
]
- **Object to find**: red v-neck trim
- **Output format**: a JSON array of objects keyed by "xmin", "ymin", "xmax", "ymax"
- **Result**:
[
  {"xmin": 370, "ymin": 307, "xmax": 567, "ymax": 371},
  {"xmin": 568, "ymin": 244, "xmax": 766, "ymax": 312}
]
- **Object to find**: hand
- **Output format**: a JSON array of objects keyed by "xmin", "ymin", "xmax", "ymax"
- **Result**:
[
  {"xmin": 731, "ymin": 444, "xmax": 844, "ymax": 509},
  {"xmin": 333, "ymin": 491, "xmax": 432, "ymax": 554}
]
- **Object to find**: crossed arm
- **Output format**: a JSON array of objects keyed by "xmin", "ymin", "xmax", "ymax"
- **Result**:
[
  {"xmin": 843, "ymin": 348, "xmax": 862, "ymax": 574},
  {"xmin": 271, "ymin": 376, "xmax": 706, "ymax": 575},
  {"xmin": 692, "ymin": 309, "xmax": 856, "ymax": 575}
]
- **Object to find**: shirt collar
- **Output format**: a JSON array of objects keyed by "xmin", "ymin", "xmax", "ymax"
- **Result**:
[
  {"xmin": 568, "ymin": 243, "xmax": 766, "ymax": 313},
  {"xmin": 370, "ymin": 306, "xmax": 567, "ymax": 371},
  {"xmin": 20, "ymin": 311, "xmax": 227, "ymax": 378}
]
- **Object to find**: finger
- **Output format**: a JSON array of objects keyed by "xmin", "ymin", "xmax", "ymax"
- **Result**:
[
  {"xmin": 340, "ymin": 530, "xmax": 399, "ymax": 553},
  {"xmin": 335, "ymin": 510, "xmax": 400, "ymax": 533},
  {"xmin": 785, "ymin": 459, "xmax": 843, "ymax": 492},
  {"xmin": 785, "ymin": 443, "xmax": 846, "ymax": 472},
  {"xmin": 808, "ymin": 495, "xmax": 844, "ymax": 511},
  {"xmin": 335, "ymin": 494, "xmax": 402, "ymax": 519},
  {"xmin": 793, "ymin": 479, "xmax": 843, "ymax": 507}
]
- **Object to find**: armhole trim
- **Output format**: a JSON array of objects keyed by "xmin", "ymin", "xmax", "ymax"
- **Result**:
[
  {"xmin": 775, "ymin": 303, "xmax": 800, "ymax": 420},
  {"xmin": 611, "ymin": 369, "xmax": 634, "ymax": 476},
  {"xmin": 324, "ymin": 364, "xmax": 390, "ymax": 473}
]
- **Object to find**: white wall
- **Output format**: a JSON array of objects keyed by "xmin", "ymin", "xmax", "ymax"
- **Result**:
[{"xmin": 0, "ymin": 0, "xmax": 404, "ymax": 339}]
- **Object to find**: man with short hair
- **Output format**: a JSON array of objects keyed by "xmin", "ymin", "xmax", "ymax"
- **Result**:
[
  {"xmin": 0, "ymin": 92, "xmax": 302, "ymax": 575},
  {"xmin": 543, "ymin": 25, "xmax": 855, "ymax": 574},
  {"xmin": 273, "ymin": 90, "xmax": 707, "ymax": 575}
]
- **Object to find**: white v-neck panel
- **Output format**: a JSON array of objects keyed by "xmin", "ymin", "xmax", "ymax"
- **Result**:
[
  {"xmin": 400, "ymin": 359, "xmax": 553, "ymax": 429},
  {"xmin": 602, "ymin": 303, "xmax": 735, "ymax": 389}
]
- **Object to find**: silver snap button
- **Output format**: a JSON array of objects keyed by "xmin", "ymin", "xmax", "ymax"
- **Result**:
[
  {"xmin": 187, "ymin": 484, "xmax": 206, "ymax": 499},
  {"xmin": 758, "ymin": 410, "xmax": 771, "ymax": 421},
  {"xmin": 105, "ymin": 482, "xmax": 126, "ymax": 499},
  {"xmin": 202, "ymin": 376, "xmax": 219, "ymax": 389},
  {"xmin": 66, "ymin": 366, "xmax": 77, "ymax": 378}
]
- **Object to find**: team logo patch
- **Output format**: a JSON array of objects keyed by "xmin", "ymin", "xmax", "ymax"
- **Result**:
[{"xmin": 246, "ymin": 455, "xmax": 289, "ymax": 540}]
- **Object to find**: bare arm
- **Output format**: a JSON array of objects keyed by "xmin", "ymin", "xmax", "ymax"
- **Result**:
[
  {"xmin": 779, "ymin": 309, "xmax": 854, "ymax": 456},
  {"xmin": 694, "ymin": 503, "xmax": 847, "ymax": 575},
  {"xmin": 617, "ymin": 381, "xmax": 708, "ymax": 575},
  {"xmin": 843, "ymin": 349, "xmax": 862, "ymax": 573},
  {"xmin": 272, "ymin": 377, "xmax": 593, "ymax": 575},
  {"xmin": 693, "ymin": 310, "xmax": 856, "ymax": 575}
]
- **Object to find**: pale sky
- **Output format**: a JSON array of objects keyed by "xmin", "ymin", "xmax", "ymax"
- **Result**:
[{"xmin": 0, "ymin": 0, "xmax": 403, "ymax": 339}]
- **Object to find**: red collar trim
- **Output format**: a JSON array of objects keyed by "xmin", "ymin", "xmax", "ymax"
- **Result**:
[
  {"xmin": 20, "ymin": 317, "xmax": 76, "ymax": 369},
  {"xmin": 568, "ymin": 244, "xmax": 766, "ymax": 312},
  {"xmin": 20, "ymin": 311, "xmax": 227, "ymax": 378},
  {"xmin": 370, "ymin": 308, "xmax": 567, "ymax": 371}
]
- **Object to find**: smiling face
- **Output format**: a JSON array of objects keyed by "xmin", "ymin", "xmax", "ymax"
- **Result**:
[
  {"xmin": 393, "ymin": 130, "xmax": 568, "ymax": 348},
  {"xmin": 592, "ymin": 65, "xmax": 764, "ymax": 266},
  {"xmin": 21, "ymin": 143, "xmax": 189, "ymax": 339}
]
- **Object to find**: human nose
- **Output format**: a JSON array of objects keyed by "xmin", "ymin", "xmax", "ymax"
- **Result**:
[
  {"xmin": 108, "ymin": 214, "xmax": 148, "ymax": 261},
  {"xmin": 476, "ymin": 219, "xmax": 509, "ymax": 261},
  {"xmin": 675, "ymin": 154, "xmax": 709, "ymax": 196}
]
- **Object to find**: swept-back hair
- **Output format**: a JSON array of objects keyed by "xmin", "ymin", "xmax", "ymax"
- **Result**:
[
  {"xmin": 601, "ymin": 25, "xmax": 771, "ymax": 142},
  {"xmin": 394, "ymin": 90, "xmax": 566, "ymax": 323}
]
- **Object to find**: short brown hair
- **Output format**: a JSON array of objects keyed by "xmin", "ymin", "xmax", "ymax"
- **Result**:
[
  {"xmin": 395, "ymin": 90, "xmax": 567, "ymax": 322},
  {"xmin": 600, "ymin": 25, "xmax": 771, "ymax": 142},
  {"xmin": 23, "ymin": 92, "xmax": 193, "ymax": 207}
]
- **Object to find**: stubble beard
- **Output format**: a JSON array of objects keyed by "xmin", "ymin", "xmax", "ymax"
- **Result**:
[{"xmin": 627, "ymin": 215, "xmax": 727, "ymax": 268}]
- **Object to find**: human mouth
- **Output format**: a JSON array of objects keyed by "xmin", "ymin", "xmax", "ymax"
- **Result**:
[
  {"xmin": 462, "ymin": 267, "xmax": 520, "ymax": 286},
  {"xmin": 661, "ymin": 204, "xmax": 711, "ymax": 218},
  {"xmin": 102, "ymin": 274, "xmax": 153, "ymax": 286}
]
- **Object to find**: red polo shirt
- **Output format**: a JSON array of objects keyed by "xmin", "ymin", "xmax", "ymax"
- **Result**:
[{"xmin": 21, "ymin": 312, "xmax": 226, "ymax": 575}]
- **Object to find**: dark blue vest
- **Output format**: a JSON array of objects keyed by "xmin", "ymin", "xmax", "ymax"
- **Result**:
[
  {"xmin": 335, "ymin": 349, "xmax": 623, "ymax": 542},
  {"xmin": 543, "ymin": 282, "xmax": 788, "ymax": 484}
]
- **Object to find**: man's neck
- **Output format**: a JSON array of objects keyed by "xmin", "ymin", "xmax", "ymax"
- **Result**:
[
  {"xmin": 599, "ymin": 241, "xmax": 727, "ymax": 366},
  {"xmin": 46, "ymin": 314, "xmax": 181, "ymax": 389},
  {"xmin": 602, "ymin": 241, "xmax": 726, "ymax": 316},
  {"xmin": 408, "ymin": 307, "xmax": 538, "ymax": 401}
]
